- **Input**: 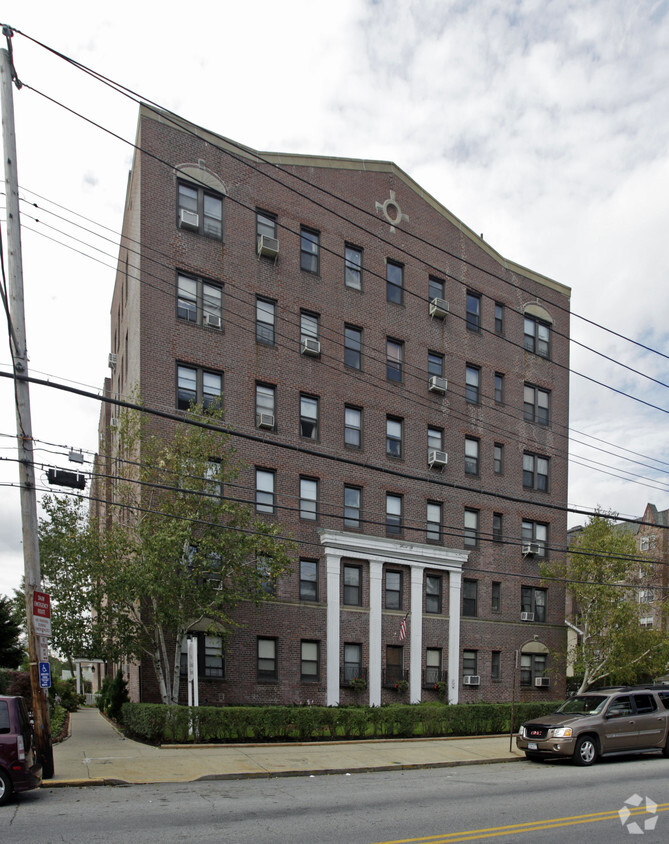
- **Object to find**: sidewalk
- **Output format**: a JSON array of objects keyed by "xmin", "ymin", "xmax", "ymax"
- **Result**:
[{"xmin": 44, "ymin": 707, "xmax": 525, "ymax": 788}]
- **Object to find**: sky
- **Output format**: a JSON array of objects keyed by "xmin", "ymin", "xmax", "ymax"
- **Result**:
[{"xmin": 1, "ymin": 0, "xmax": 668, "ymax": 599}]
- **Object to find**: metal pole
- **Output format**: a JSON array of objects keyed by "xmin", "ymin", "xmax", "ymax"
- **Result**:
[{"xmin": 1, "ymin": 40, "xmax": 53, "ymax": 778}]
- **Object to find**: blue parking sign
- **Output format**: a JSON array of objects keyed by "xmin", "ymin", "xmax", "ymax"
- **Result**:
[{"xmin": 39, "ymin": 662, "xmax": 51, "ymax": 688}]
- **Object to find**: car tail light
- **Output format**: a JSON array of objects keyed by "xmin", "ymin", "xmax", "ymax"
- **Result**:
[{"xmin": 17, "ymin": 734, "xmax": 26, "ymax": 761}]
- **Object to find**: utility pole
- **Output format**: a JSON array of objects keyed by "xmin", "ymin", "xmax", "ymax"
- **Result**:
[{"xmin": 1, "ymin": 31, "xmax": 53, "ymax": 778}]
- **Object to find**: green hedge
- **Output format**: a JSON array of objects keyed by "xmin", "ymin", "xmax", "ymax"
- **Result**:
[{"xmin": 122, "ymin": 701, "xmax": 560, "ymax": 744}]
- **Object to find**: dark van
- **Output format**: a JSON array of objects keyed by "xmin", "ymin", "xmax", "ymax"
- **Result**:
[{"xmin": 0, "ymin": 695, "xmax": 42, "ymax": 805}]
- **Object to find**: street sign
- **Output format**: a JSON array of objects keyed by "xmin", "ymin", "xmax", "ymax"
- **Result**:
[
  {"xmin": 37, "ymin": 636, "xmax": 49, "ymax": 663},
  {"xmin": 39, "ymin": 662, "xmax": 51, "ymax": 689},
  {"xmin": 33, "ymin": 591, "xmax": 52, "ymax": 637}
]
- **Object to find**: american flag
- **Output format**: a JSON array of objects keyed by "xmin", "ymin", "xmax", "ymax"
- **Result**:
[{"xmin": 399, "ymin": 612, "xmax": 409, "ymax": 641}]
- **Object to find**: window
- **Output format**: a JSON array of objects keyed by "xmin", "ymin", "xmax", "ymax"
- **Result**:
[
  {"xmin": 343, "ymin": 643, "xmax": 362, "ymax": 683},
  {"xmin": 205, "ymin": 459, "xmax": 222, "ymax": 497},
  {"xmin": 177, "ymin": 365, "xmax": 221, "ymax": 411},
  {"xmin": 522, "ymin": 586, "xmax": 547, "ymax": 622},
  {"xmin": 386, "ymin": 493, "xmax": 403, "ymax": 535},
  {"xmin": 425, "ymin": 648, "xmax": 442, "ymax": 685},
  {"xmin": 464, "ymin": 509, "xmax": 479, "ymax": 547},
  {"xmin": 177, "ymin": 273, "xmax": 222, "ymax": 328},
  {"xmin": 299, "ymin": 477, "xmax": 318, "ymax": 520},
  {"xmin": 428, "ymin": 352, "xmax": 444, "ymax": 378},
  {"xmin": 344, "ymin": 325, "xmax": 362, "ymax": 369},
  {"xmin": 255, "ymin": 468, "xmax": 275, "ymax": 514},
  {"xmin": 524, "ymin": 384, "xmax": 550, "ymax": 425},
  {"xmin": 523, "ymin": 453, "xmax": 549, "ymax": 492},
  {"xmin": 428, "ymin": 427, "xmax": 443, "ymax": 457},
  {"xmin": 300, "ymin": 311, "xmax": 320, "ymax": 344},
  {"xmin": 180, "ymin": 633, "xmax": 225, "ymax": 679},
  {"xmin": 343, "ymin": 565, "xmax": 362, "ymax": 606},
  {"xmin": 300, "ymin": 227, "xmax": 320, "ymax": 274},
  {"xmin": 385, "ymin": 570, "xmax": 402, "ymax": 610},
  {"xmin": 345, "ymin": 245, "xmax": 362, "ymax": 289},
  {"xmin": 494, "ymin": 302, "xmax": 504, "ymax": 333},
  {"xmin": 491, "ymin": 651, "xmax": 501, "ymax": 681},
  {"xmin": 465, "ymin": 365, "xmax": 480, "ymax": 404},
  {"xmin": 492, "ymin": 581, "xmax": 501, "ymax": 612},
  {"xmin": 463, "ymin": 650, "xmax": 478, "ymax": 677},
  {"xmin": 466, "ymin": 291, "xmax": 481, "ymax": 331},
  {"xmin": 494, "ymin": 372, "xmax": 504, "ymax": 404},
  {"xmin": 257, "ymin": 557, "xmax": 275, "ymax": 595},
  {"xmin": 386, "ymin": 417, "xmax": 403, "ymax": 458},
  {"xmin": 492, "ymin": 513, "xmax": 503, "ymax": 544},
  {"xmin": 387, "ymin": 339, "xmax": 404, "ymax": 382},
  {"xmin": 426, "ymin": 575, "xmax": 442, "ymax": 614},
  {"xmin": 463, "ymin": 579, "xmax": 478, "ymax": 617},
  {"xmin": 426, "ymin": 502, "xmax": 442, "ymax": 542},
  {"xmin": 524, "ymin": 315, "xmax": 551, "ymax": 358},
  {"xmin": 344, "ymin": 485, "xmax": 361, "ymax": 529},
  {"xmin": 385, "ymin": 645, "xmax": 404, "ymax": 685},
  {"xmin": 465, "ymin": 437, "xmax": 479, "ymax": 475},
  {"xmin": 257, "ymin": 637, "xmax": 277, "ymax": 680},
  {"xmin": 429, "ymin": 276, "xmax": 445, "ymax": 301},
  {"xmin": 522, "ymin": 520, "xmax": 548, "ymax": 557},
  {"xmin": 256, "ymin": 298, "xmax": 276, "ymax": 345},
  {"xmin": 177, "ymin": 181, "xmax": 223, "ymax": 239},
  {"xmin": 386, "ymin": 261, "xmax": 404, "ymax": 304},
  {"xmin": 255, "ymin": 383, "xmax": 275, "ymax": 429},
  {"xmin": 256, "ymin": 210, "xmax": 277, "ymax": 242},
  {"xmin": 300, "ymin": 559, "xmax": 318, "ymax": 601},
  {"xmin": 300, "ymin": 394, "xmax": 319, "ymax": 439},
  {"xmin": 301, "ymin": 641, "xmax": 319, "ymax": 680},
  {"xmin": 345, "ymin": 406, "xmax": 362, "ymax": 448},
  {"xmin": 493, "ymin": 443, "xmax": 504, "ymax": 474},
  {"xmin": 520, "ymin": 652, "xmax": 547, "ymax": 686}
]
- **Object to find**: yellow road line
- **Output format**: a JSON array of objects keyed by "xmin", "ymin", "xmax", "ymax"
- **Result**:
[{"xmin": 372, "ymin": 803, "xmax": 669, "ymax": 843}]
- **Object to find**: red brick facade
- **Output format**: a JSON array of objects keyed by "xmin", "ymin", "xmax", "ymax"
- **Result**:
[{"xmin": 99, "ymin": 105, "xmax": 570, "ymax": 706}]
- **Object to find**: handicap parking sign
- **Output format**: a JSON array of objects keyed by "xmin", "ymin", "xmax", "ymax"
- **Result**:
[{"xmin": 39, "ymin": 662, "xmax": 51, "ymax": 688}]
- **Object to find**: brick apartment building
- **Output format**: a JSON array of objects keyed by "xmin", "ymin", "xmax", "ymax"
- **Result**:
[{"xmin": 95, "ymin": 104, "xmax": 570, "ymax": 707}]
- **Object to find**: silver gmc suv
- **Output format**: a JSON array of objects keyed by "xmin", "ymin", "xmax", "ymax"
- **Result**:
[{"xmin": 517, "ymin": 685, "xmax": 669, "ymax": 766}]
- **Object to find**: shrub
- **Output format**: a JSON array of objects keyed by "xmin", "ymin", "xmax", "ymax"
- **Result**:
[
  {"xmin": 121, "ymin": 700, "xmax": 561, "ymax": 744},
  {"xmin": 97, "ymin": 670, "xmax": 130, "ymax": 724}
]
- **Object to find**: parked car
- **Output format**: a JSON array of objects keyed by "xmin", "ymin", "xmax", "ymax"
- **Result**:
[
  {"xmin": 0, "ymin": 695, "xmax": 42, "ymax": 806},
  {"xmin": 517, "ymin": 685, "xmax": 669, "ymax": 766}
]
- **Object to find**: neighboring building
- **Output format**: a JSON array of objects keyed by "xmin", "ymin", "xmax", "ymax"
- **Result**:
[
  {"xmin": 631, "ymin": 504, "xmax": 669, "ymax": 632},
  {"xmin": 94, "ymin": 104, "xmax": 570, "ymax": 706}
]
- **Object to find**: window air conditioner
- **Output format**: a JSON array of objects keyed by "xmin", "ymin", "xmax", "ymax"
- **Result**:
[
  {"xmin": 179, "ymin": 209, "xmax": 199, "ymax": 231},
  {"xmin": 301, "ymin": 337, "xmax": 321, "ymax": 356},
  {"xmin": 429, "ymin": 297, "xmax": 450, "ymax": 318},
  {"xmin": 257, "ymin": 413, "xmax": 275, "ymax": 430},
  {"xmin": 428, "ymin": 449, "xmax": 448, "ymax": 468},
  {"xmin": 108, "ymin": 353, "xmax": 117, "ymax": 369},
  {"xmin": 535, "ymin": 677, "xmax": 550, "ymax": 687},
  {"xmin": 640, "ymin": 537, "xmax": 650, "ymax": 551},
  {"xmin": 204, "ymin": 313, "xmax": 222, "ymax": 328},
  {"xmin": 522, "ymin": 542, "xmax": 540, "ymax": 556},
  {"xmin": 428, "ymin": 375, "xmax": 448, "ymax": 394},
  {"xmin": 258, "ymin": 234, "xmax": 280, "ymax": 259},
  {"xmin": 520, "ymin": 612, "xmax": 535, "ymax": 622},
  {"xmin": 463, "ymin": 675, "xmax": 480, "ymax": 686}
]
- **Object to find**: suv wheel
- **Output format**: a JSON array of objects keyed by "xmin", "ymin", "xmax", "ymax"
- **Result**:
[
  {"xmin": 662, "ymin": 738, "xmax": 669, "ymax": 759},
  {"xmin": 0, "ymin": 769, "xmax": 12, "ymax": 807},
  {"xmin": 573, "ymin": 735, "xmax": 598, "ymax": 767}
]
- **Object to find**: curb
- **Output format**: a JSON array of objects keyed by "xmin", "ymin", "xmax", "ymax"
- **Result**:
[{"xmin": 41, "ymin": 754, "xmax": 524, "ymax": 789}]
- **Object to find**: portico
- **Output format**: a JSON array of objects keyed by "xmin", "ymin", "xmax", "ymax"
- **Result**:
[{"xmin": 320, "ymin": 530, "xmax": 468, "ymax": 706}]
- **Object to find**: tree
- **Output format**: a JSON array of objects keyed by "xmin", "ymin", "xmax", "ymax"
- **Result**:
[
  {"xmin": 547, "ymin": 513, "xmax": 669, "ymax": 694},
  {"xmin": 38, "ymin": 495, "xmax": 101, "ymax": 673},
  {"xmin": 0, "ymin": 595, "xmax": 23, "ymax": 668},
  {"xmin": 38, "ymin": 405, "xmax": 295, "ymax": 705}
]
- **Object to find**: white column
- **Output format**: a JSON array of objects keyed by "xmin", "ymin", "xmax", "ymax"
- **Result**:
[
  {"xmin": 326, "ymin": 551, "xmax": 342, "ymax": 706},
  {"xmin": 368, "ymin": 560, "xmax": 383, "ymax": 706},
  {"xmin": 448, "ymin": 569, "xmax": 462, "ymax": 704},
  {"xmin": 410, "ymin": 566, "xmax": 424, "ymax": 703}
]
